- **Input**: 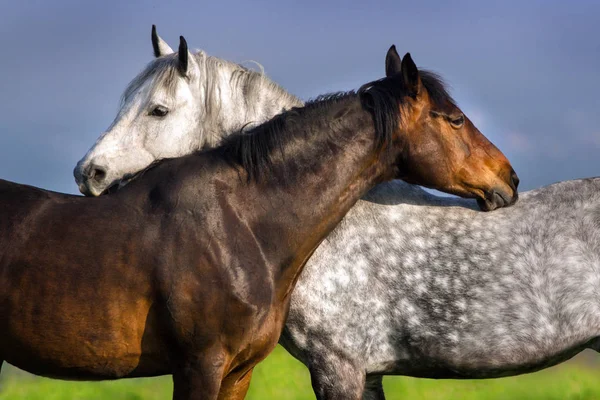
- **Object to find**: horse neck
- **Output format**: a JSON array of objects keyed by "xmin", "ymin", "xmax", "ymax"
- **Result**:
[
  {"xmin": 231, "ymin": 97, "xmax": 393, "ymax": 300},
  {"xmin": 196, "ymin": 53, "xmax": 302, "ymax": 147}
]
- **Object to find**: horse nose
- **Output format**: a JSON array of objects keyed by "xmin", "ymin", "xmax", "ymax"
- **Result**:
[
  {"xmin": 73, "ymin": 162, "xmax": 108, "ymax": 196},
  {"xmin": 499, "ymin": 168, "xmax": 520, "ymax": 207},
  {"xmin": 86, "ymin": 164, "xmax": 107, "ymax": 184},
  {"xmin": 510, "ymin": 169, "xmax": 520, "ymax": 191}
]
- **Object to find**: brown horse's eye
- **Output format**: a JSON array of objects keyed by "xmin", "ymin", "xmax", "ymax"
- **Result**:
[
  {"xmin": 149, "ymin": 105, "xmax": 169, "ymax": 117},
  {"xmin": 449, "ymin": 115, "xmax": 465, "ymax": 129}
]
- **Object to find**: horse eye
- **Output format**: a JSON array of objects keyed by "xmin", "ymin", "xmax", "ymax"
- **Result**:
[
  {"xmin": 149, "ymin": 106, "xmax": 169, "ymax": 117},
  {"xmin": 449, "ymin": 115, "xmax": 465, "ymax": 129}
]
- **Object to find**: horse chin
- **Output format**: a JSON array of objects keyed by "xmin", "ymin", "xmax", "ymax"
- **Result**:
[
  {"xmin": 477, "ymin": 190, "xmax": 513, "ymax": 212},
  {"xmin": 476, "ymin": 197, "xmax": 495, "ymax": 212}
]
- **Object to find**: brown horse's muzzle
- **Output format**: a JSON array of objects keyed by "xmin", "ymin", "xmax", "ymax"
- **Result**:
[{"xmin": 477, "ymin": 168, "xmax": 520, "ymax": 211}]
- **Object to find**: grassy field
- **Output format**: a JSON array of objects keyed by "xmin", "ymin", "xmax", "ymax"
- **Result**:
[{"xmin": 1, "ymin": 346, "xmax": 599, "ymax": 399}]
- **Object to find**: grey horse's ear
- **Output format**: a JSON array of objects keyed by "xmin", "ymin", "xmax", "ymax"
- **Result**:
[
  {"xmin": 178, "ymin": 36, "xmax": 189, "ymax": 76},
  {"xmin": 151, "ymin": 24, "xmax": 173, "ymax": 57},
  {"xmin": 385, "ymin": 45, "xmax": 402, "ymax": 77},
  {"xmin": 175, "ymin": 35, "xmax": 199, "ymax": 79}
]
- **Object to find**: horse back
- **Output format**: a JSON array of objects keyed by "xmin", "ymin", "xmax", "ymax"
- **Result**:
[{"xmin": 0, "ymin": 178, "xmax": 174, "ymax": 377}]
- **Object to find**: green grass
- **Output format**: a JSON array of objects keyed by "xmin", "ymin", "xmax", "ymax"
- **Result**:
[{"xmin": 1, "ymin": 346, "xmax": 599, "ymax": 399}]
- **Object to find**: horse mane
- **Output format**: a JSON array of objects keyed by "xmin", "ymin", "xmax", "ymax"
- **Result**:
[
  {"xmin": 120, "ymin": 50, "xmax": 300, "ymax": 146},
  {"xmin": 216, "ymin": 92, "xmax": 357, "ymax": 182},
  {"xmin": 216, "ymin": 69, "xmax": 454, "ymax": 183},
  {"xmin": 123, "ymin": 69, "xmax": 455, "ymax": 186},
  {"xmin": 418, "ymin": 70, "xmax": 456, "ymax": 107}
]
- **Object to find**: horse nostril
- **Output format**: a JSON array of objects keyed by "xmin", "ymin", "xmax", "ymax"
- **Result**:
[
  {"xmin": 510, "ymin": 169, "xmax": 520, "ymax": 190},
  {"xmin": 87, "ymin": 165, "xmax": 107, "ymax": 183}
]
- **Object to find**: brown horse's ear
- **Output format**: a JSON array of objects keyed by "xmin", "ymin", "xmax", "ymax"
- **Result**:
[
  {"xmin": 177, "ymin": 36, "xmax": 189, "ymax": 76},
  {"xmin": 385, "ymin": 45, "xmax": 402, "ymax": 77},
  {"xmin": 401, "ymin": 52, "xmax": 420, "ymax": 97}
]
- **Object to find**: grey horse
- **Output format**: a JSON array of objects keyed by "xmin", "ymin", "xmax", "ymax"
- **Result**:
[{"xmin": 281, "ymin": 177, "xmax": 600, "ymax": 398}]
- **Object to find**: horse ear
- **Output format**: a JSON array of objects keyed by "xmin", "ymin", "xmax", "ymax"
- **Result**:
[
  {"xmin": 385, "ymin": 45, "xmax": 402, "ymax": 77},
  {"xmin": 401, "ymin": 52, "xmax": 421, "ymax": 97},
  {"xmin": 177, "ymin": 36, "xmax": 189, "ymax": 76},
  {"xmin": 151, "ymin": 25, "xmax": 173, "ymax": 57}
]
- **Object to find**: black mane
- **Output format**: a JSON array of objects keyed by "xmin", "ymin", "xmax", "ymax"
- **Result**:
[
  {"xmin": 216, "ymin": 91, "xmax": 359, "ymax": 182},
  {"xmin": 216, "ymin": 69, "xmax": 453, "ymax": 182},
  {"xmin": 125, "ymin": 69, "xmax": 455, "ymax": 187}
]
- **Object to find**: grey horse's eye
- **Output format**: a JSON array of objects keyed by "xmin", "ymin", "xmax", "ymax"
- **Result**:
[{"xmin": 149, "ymin": 105, "xmax": 169, "ymax": 117}]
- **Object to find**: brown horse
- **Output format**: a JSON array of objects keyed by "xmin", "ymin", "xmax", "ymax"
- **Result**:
[{"xmin": 0, "ymin": 46, "xmax": 518, "ymax": 399}]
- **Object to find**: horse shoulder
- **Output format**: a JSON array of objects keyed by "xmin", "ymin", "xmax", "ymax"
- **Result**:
[{"xmin": 144, "ymin": 169, "xmax": 275, "ymax": 335}]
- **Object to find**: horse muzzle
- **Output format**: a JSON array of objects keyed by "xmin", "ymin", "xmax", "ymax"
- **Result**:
[
  {"xmin": 476, "ymin": 168, "xmax": 520, "ymax": 211},
  {"xmin": 73, "ymin": 162, "xmax": 110, "ymax": 197}
]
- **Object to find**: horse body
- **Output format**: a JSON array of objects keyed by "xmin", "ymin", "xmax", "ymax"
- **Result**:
[
  {"xmin": 5, "ymin": 146, "xmax": 339, "ymax": 381},
  {"xmin": 1, "ymin": 117, "xmax": 365, "ymax": 387},
  {"xmin": 280, "ymin": 177, "xmax": 600, "ymax": 397}
]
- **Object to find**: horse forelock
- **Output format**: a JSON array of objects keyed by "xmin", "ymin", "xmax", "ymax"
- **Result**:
[{"xmin": 120, "ymin": 54, "xmax": 182, "ymax": 108}]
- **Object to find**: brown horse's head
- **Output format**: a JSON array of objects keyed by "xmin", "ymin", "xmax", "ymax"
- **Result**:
[{"xmin": 383, "ymin": 46, "xmax": 518, "ymax": 211}]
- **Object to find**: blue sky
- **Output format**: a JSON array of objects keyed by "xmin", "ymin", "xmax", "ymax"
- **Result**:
[{"xmin": 0, "ymin": 0, "xmax": 599, "ymax": 194}]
